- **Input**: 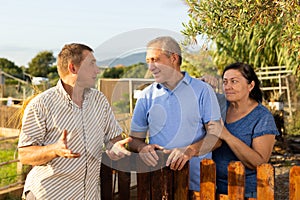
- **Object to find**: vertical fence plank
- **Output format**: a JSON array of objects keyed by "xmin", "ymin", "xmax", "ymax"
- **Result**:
[
  {"xmin": 257, "ymin": 163, "xmax": 274, "ymax": 200},
  {"xmin": 200, "ymin": 159, "xmax": 216, "ymax": 200},
  {"xmin": 217, "ymin": 194, "xmax": 229, "ymax": 200},
  {"xmin": 228, "ymin": 161, "xmax": 245, "ymax": 200},
  {"xmin": 150, "ymin": 151, "xmax": 171, "ymax": 200},
  {"xmin": 289, "ymin": 166, "xmax": 300, "ymax": 200},
  {"xmin": 115, "ymin": 155, "xmax": 131, "ymax": 200},
  {"xmin": 174, "ymin": 162, "xmax": 189, "ymax": 200},
  {"xmin": 151, "ymin": 167, "xmax": 173, "ymax": 200},
  {"xmin": 137, "ymin": 154, "xmax": 151, "ymax": 200},
  {"xmin": 100, "ymin": 154, "xmax": 113, "ymax": 200},
  {"xmin": 136, "ymin": 150, "xmax": 189, "ymax": 200}
]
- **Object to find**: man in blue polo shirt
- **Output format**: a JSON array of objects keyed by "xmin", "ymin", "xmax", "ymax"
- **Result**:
[{"xmin": 129, "ymin": 36, "xmax": 222, "ymax": 198}]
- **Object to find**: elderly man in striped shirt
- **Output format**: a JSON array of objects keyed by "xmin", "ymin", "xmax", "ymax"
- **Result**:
[{"xmin": 18, "ymin": 43, "xmax": 131, "ymax": 200}]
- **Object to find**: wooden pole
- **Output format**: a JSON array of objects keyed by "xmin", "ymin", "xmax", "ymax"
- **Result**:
[
  {"xmin": 228, "ymin": 161, "xmax": 245, "ymax": 200},
  {"xmin": 290, "ymin": 166, "xmax": 300, "ymax": 200},
  {"xmin": 200, "ymin": 159, "xmax": 216, "ymax": 200},
  {"xmin": 257, "ymin": 163, "xmax": 274, "ymax": 200}
]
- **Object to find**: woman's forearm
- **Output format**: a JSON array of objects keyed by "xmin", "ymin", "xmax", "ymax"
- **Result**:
[{"xmin": 223, "ymin": 131, "xmax": 275, "ymax": 169}]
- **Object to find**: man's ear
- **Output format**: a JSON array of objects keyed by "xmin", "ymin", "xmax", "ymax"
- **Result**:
[
  {"xmin": 68, "ymin": 63, "xmax": 77, "ymax": 74},
  {"xmin": 171, "ymin": 53, "xmax": 179, "ymax": 65}
]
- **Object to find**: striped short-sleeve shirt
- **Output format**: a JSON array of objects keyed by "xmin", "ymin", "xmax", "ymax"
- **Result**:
[{"xmin": 18, "ymin": 80, "xmax": 122, "ymax": 199}]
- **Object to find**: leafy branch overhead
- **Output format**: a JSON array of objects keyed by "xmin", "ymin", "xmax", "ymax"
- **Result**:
[{"xmin": 182, "ymin": 0, "xmax": 300, "ymax": 74}]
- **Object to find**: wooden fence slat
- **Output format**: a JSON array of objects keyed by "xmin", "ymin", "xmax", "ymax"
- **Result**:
[
  {"xmin": 289, "ymin": 166, "xmax": 300, "ymax": 200},
  {"xmin": 100, "ymin": 162, "xmax": 113, "ymax": 200},
  {"xmin": 137, "ymin": 155, "xmax": 151, "ymax": 200},
  {"xmin": 200, "ymin": 159, "xmax": 216, "ymax": 200},
  {"xmin": 151, "ymin": 167, "xmax": 173, "ymax": 200},
  {"xmin": 115, "ymin": 156, "xmax": 131, "ymax": 200},
  {"xmin": 217, "ymin": 194, "xmax": 228, "ymax": 200},
  {"xmin": 100, "ymin": 153, "xmax": 114, "ymax": 200},
  {"xmin": 150, "ymin": 151, "xmax": 170, "ymax": 200},
  {"xmin": 257, "ymin": 163, "xmax": 274, "ymax": 200},
  {"xmin": 228, "ymin": 161, "xmax": 245, "ymax": 200},
  {"xmin": 174, "ymin": 162, "xmax": 189, "ymax": 200},
  {"xmin": 136, "ymin": 151, "xmax": 189, "ymax": 200}
]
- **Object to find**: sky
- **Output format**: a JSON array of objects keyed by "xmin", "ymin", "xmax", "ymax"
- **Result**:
[{"xmin": 0, "ymin": 0, "xmax": 191, "ymax": 67}]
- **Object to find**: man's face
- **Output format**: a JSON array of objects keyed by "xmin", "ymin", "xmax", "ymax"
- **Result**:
[
  {"xmin": 146, "ymin": 47, "xmax": 177, "ymax": 84},
  {"xmin": 75, "ymin": 50, "xmax": 100, "ymax": 88}
]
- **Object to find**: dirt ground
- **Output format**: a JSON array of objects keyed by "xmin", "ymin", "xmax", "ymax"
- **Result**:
[{"xmin": 271, "ymin": 136, "xmax": 300, "ymax": 199}]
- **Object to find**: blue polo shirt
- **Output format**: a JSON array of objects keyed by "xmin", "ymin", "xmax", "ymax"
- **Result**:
[{"xmin": 131, "ymin": 72, "xmax": 221, "ymax": 191}]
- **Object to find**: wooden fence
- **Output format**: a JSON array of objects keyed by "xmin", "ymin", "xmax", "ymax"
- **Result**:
[{"xmin": 102, "ymin": 154, "xmax": 300, "ymax": 200}]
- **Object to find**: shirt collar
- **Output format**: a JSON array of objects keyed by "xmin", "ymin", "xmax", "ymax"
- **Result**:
[
  {"xmin": 56, "ymin": 79, "xmax": 92, "ymax": 102},
  {"xmin": 56, "ymin": 79, "xmax": 72, "ymax": 101},
  {"xmin": 155, "ymin": 71, "xmax": 192, "ymax": 90},
  {"xmin": 181, "ymin": 71, "xmax": 192, "ymax": 85}
]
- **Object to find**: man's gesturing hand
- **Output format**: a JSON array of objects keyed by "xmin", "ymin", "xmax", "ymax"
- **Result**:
[
  {"xmin": 54, "ymin": 130, "xmax": 80, "ymax": 159},
  {"xmin": 106, "ymin": 137, "xmax": 132, "ymax": 160}
]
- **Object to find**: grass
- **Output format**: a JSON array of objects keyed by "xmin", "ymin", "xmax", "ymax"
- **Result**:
[{"xmin": 0, "ymin": 138, "xmax": 19, "ymax": 188}]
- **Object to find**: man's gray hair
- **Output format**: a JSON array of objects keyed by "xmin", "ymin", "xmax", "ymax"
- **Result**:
[{"xmin": 147, "ymin": 36, "xmax": 182, "ymax": 64}]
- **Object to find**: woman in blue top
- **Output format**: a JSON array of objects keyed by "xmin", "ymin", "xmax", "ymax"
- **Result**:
[{"xmin": 208, "ymin": 62, "xmax": 279, "ymax": 198}]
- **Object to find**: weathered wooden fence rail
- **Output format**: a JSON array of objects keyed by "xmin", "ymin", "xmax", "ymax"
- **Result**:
[{"xmin": 102, "ymin": 154, "xmax": 300, "ymax": 200}]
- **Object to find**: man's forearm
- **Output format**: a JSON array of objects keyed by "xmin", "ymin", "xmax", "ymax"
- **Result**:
[
  {"xmin": 128, "ymin": 136, "xmax": 147, "ymax": 153},
  {"xmin": 18, "ymin": 145, "xmax": 58, "ymax": 166}
]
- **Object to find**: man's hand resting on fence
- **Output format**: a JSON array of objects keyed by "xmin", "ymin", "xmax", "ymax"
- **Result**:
[
  {"xmin": 164, "ymin": 147, "xmax": 195, "ymax": 170},
  {"xmin": 139, "ymin": 144, "xmax": 164, "ymax": 167},
  {"xmin": 106, "ymin": 137, "xmax": 132, "ymax": 160}
]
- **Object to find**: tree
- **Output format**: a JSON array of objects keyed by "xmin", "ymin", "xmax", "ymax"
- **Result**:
[
  {"xmin": 123, "ymin": 62, "xmax": 148, "ymax": 78},
  {"xmin": 182, "ymin": 0, "xmax": 300, "ymax": 75},
  {"xmin": 27, "ymin": 51, "xmax": 56, "ymax": 77},
  {"xmin": 47, "ymin": 65, "xmax": 59, "ymax": 87},
  {"xmin": 181, "ymin": 48, "xmax": 218, "ymax": 78},
  {"xmin": 0, "ymin": 58, "xmax": 22, "ymax": 78},
  {"xmin": 0, "ymin": 58, "xmax": 23, "ymax": 84},
  {"xmin": 101, "ymin": 65, "xmax": 126, "ymax": 78},
  {"xmin": 101, "ymin": 63, "xmax": 148, "ymax": 79}
]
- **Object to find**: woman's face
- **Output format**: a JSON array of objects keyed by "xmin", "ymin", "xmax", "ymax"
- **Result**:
[{"xmin": 222, "ymin": 69, "xmax": 254, "ymax": 102}]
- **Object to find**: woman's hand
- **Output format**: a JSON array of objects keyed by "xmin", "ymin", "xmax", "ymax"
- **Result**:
[{"xmin": 207, "ymin": 119, "xmax": 229, "ymax": 140}]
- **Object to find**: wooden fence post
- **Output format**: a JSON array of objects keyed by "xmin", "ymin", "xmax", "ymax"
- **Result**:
[
  {"xmin": 136, "ymin": 150, "xmax": 189, "ymax": 200},
  {"xmin": 289, "ymin": 165, "xmax": 300, "ymax": 200},
  {"xmin": 136, "ymin": 154, "xmax": 151, "ymax": 200},
  {"xmin": 174, "ymin": 162, "xmax": 189, "ymax": 200},
  {"xmin": 257, "ymin": 163, "xmax": 274, "ymax": 200},
  {"xmin": 151, "ymin": 163, "xmax": 173, "ymax": 200},
  {"xmin": 100, "ymin": 154, "xmax": 113, "ymax": 200},
  {"xmin": 200, "ymin": 159, "xmax": 216, "ymax": 200},
  {"xmin": 228, "ymin": 161, "xmax": 245, "ymax": 200}
]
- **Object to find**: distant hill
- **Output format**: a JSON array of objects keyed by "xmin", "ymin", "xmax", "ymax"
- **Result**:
[{"xmin": 97, "ymin": 52, "xmax": 146, "ymax": 67}]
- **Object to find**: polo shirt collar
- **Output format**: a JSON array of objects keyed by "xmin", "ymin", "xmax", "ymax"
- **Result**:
[
  {"xmin": 155, "ymin": 71, "xmax": 192, "ymax": 91},
  {"xmin": 181, "ymin": 71, "xmax": 192, "ymax": 85}
]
